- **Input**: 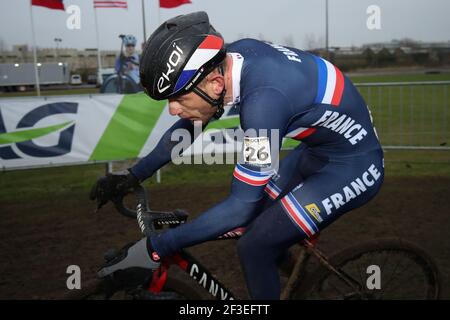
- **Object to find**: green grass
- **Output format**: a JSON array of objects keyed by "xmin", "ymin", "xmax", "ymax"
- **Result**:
[
  {"xmin": 349, "ymin": 72, "xmax": 450, "ymax": 83},
  {"xmin": 1, "ymin": 150, "xmax": 448, "ymax": 204},
  {"xmin": 2, "ymin": 73, "xmax": 448, "ymax": 148},
  {"xmin": 0, "ymin": 71, "xmax": 448, "ymax": 204},
  {"xmin": 344, "ymin": 72, "xmax": 450, "ymax": 148},
  {"xmin": 357, "ymin": 84, "xmax": 449, "ymax": 147}
]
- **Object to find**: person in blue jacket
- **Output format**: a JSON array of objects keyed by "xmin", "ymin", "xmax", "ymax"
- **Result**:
[
  {"xmin": 115, "ymin": 34, "xmax": 140, "ymax": 84},
  {"xmin": 91, "ymin": 12, "xmax": 384, "ymax": 299}
]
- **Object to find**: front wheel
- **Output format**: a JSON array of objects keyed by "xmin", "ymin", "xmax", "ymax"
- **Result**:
[{"xmin": 293, "ymin": 238, "xmax": 441, "ymax": 300}]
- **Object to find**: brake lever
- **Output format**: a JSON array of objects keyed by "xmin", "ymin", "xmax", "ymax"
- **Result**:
[{"xmin": 136, "ymin": 204, "xmax": 154, "ymax": 238}]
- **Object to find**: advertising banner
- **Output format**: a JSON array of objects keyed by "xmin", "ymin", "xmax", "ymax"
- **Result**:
[{"xmin": 0, "ymin": 93, "xmax": 298, "ymax": 170}]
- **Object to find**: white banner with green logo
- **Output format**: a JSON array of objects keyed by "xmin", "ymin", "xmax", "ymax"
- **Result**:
[
  {"xmin": 0, "ymin": 93, "xmax": 166, "ymax": 170},
  {"xmin": 0, "ymin": 93, "xmax": 298, "ymax": 170}
]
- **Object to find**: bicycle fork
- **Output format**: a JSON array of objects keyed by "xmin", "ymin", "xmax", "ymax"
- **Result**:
[{"xmin": 303, "ymin": 240, "xmax": 365, "ymax": 298}]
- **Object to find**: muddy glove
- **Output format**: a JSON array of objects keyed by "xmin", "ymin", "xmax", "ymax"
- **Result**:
[
  {"xmin": 97, "ymin": 238, "xmax": 160, "ymax": 278},
  {"xmin": 89, "ymin": 170, "xmax": 140, "ymax": 211}
]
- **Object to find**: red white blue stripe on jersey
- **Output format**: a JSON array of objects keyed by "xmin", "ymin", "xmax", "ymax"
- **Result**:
[
  {"xmin": 280, "ymin": 193, "xmax": 319, "ymax": 237},
  {"xmin": 233, "ymin": 164, "xmax": 273, "ymax": 187},
  {"xmin": 264, "ymin": 180, "xmax": 281, "ymax": 199},
  {"xmin": 314, "ymin": 56, "xmax": 345, "ymax": 107},
  {"xmin": 174, "ymin": 35, "xmax": 224, "ymax": 92},
  {"xmin": 285, "ymin": 126, "xmax": 317, "ymax": 140}
]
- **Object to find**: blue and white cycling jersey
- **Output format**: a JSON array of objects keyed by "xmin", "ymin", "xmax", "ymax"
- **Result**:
[{"xmin": 130, "ymin": 39, "xmax": 384, "ymax": 260}]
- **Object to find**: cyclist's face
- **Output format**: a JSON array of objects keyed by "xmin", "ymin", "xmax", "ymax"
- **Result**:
[
  {"xmin": 168, "ymin": 72, "xmax": 225, "ymax": 124},
  {"xmin": 126, "ymin": 45, "xmax": 135, "ymax": 55},
  {"xmin": 168, "ymin": 92, "xmax": 216, "ymax": 124}
]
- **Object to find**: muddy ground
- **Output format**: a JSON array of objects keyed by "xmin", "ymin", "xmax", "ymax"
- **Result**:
[{"xmin": 0, "ymin": 176, "xmax": 449, "ymax": 299}]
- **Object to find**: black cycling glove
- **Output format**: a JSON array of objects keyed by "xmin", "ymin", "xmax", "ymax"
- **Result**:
[{"xmin": 89, "ymin": 170, "xmax": 140, "ymax": 211}]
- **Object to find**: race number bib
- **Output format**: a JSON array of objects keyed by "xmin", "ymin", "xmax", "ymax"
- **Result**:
[{"xmin": 243, "ymin": 136, "xmax": 272, "ymax": 167}]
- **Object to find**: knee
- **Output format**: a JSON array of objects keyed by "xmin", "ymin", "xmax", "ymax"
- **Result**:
[
  {"xmin": 237, "ymin": 233, "xmax": 260, "ymax": 262},
  {"xmin": 237, "ymin": 234, "xmax": 251, "ymax": 260},
  {"xmin": 237, "ymin": 230, "xmax": 273, "ymax": 263}
]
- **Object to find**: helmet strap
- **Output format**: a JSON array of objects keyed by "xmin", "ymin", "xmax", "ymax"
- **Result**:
[
  {"xmin": 192, "ymin": 87, "xmax": 226, "ymax": 119},
  {"xmin": 192, "ymin": 65, "xmax": 226, "ymax": 119}
]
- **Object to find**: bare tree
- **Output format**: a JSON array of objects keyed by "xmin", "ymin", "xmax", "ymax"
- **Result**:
[
  {"xmin": 396, "ymin": 38, "xmax": 420, "ymax": 48},
  {"xmin": 283, "ymin": 35, "xmax": 295, "ymax": 47},
  {"xmin": 0, "ymin": 38, "xmax": 6, "ymax": 52},
  {"xmin": 303, "ymin": 33, "xmax": 319, "ymax": 50}
]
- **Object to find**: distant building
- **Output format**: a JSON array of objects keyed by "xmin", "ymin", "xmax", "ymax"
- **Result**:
[
  {"xmin": 0, "ymin": 45, "xmax": 136, "ymax": 71},
  {"xmin": 308, "ymin": 40, "xmax": 450, "ymax": 70}
]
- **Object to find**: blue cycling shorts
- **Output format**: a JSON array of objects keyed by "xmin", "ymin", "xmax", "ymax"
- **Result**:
[{"xmin": 263, "ymin": 144, "xmax": 384, "ymax": 238}]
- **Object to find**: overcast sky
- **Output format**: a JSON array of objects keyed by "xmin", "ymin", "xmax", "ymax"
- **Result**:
[{"xmin": 0, "ymin": 0, "xmax": 449, "ymax": 51}]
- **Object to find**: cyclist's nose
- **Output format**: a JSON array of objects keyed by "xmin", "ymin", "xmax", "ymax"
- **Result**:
[{"xmin": 169, "ymin": 102, "xmax": 182, "ymax": 116}]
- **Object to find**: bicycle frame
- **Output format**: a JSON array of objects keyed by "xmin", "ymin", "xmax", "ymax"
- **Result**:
[
  {"xmin": 146, "ymin": 229, "xmax": 317, "ymax": 300},
  {"xmin": 149, "ymin": 249, "xmax": 236, "ymax": 300},
  {"xmin": 113, "ymin": 187, "xmax": 363, "ymax": 300}
]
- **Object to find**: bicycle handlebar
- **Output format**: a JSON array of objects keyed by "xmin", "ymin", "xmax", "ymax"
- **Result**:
[
  {"xmin": 109, "ymin": 185, "xmax": 243, "ymax": 240},
  {"xmin": 112, "ymin": 185, "xmax": 189, "ymax": 238}
]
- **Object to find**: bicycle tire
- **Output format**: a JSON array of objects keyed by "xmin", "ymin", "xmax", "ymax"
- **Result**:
[
  {"xmin": 63, "ymin": 274, "xmax": 209, "ymax": 300},
  {"xmin": 292, "ymin": 238, "xmax": 441, "ymax": 300}
]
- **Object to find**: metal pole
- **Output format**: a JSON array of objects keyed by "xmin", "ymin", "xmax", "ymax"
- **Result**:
[
  {"xmin": 325, "ymin": 0, "xmax": 329, "ymax": 60},
  {"xmin": 93, "ymin": 7, "xmax": 102, "ymax": 80},
  {"xmin": 29, "ymin": 1, "xmax": 41, "ymax": 96},
  {"xmin": 399, "ymin": 86, "xmax": 403, "ymax": 146},
  {"xmin": 409, "ymin": 86, "xmax": 413, "ymax": 146},
  {"xmin": 54, "ymin": 38, "xmax": 61, "ymax": 60},
  {"xmin": 157, "ymin": 0, "xmax": 161, "ymax": 26},
  {"xmin": 444, "ymin": 85, "xmax": 448, "ymax": 144},
  {"xmin": 141, "ymin": 0, "xmax": 147, "ymax": 42}
]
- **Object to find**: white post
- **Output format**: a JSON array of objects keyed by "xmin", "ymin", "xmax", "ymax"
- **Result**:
[
  {"xmin": 156, "ymin": 169, "xmax": 161, "ymax": 183},
  {"xmin": 93, "ymin": 7, "xmax": 102, "ymax": 78},
  {"xmin": 29, "ymin": 1, "xmax": 41, "ymax": 96},
  {"xmin": 106, "ymin": 161, "xmax": 113, "ymax": 173},
  {"xmin": 157, "ymin": 0, "xmax": 161, "ymax": 26}
]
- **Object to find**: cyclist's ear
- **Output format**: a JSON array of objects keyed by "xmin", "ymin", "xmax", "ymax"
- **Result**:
[{"xmin": 202, "ymin": 71, "xmax": 225, "ymax": 97}]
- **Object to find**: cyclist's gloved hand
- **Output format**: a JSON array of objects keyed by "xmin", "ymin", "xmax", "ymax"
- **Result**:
[
  {"xmin": 89, "ymin": 170, "xmax": 140, "ymax": 211},
  {"xmin": 97, "ymin": 237, "xmax": 160, "ymax": 278}
]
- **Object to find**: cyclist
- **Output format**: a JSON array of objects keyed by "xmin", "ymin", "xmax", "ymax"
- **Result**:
[
  {"xmin": 91, "ymin": 11, "xmax": 384, "ymax": 299},
  {"xmin": 115, "ymin": 34, "xmax": 140, "ymax": 84}
]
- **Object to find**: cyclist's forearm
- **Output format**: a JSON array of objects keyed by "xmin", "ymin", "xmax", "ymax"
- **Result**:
[
  {"xmin": 150, "ymin": 194, "xmax": 261, "ymax": 257},
  {"xmin": 130, "ymin": 118, "xmax": 197, "ymax": 181}
]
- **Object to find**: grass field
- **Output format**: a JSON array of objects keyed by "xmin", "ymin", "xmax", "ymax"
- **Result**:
[
  {"xmin": 349, "ymin": 72, "xmax": 450, "ymax": 83},
  {"xmin": 1, "ymin": 149, "xmax": 448, "ymax": 204},
  {"xmin": 8, "ymin": 72, "xmax": 447, "ymax": 148},
  {"xmin": 0, "ymin": 70, "xmax": 449, "ymax": 201}
]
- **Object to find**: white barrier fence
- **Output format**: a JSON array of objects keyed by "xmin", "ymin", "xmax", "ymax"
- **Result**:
[
  {"xmin": 1, "ymin": 81, "xmax": 448, "ymax": 173},
  {"xmin": 355, "ymin": 81, "xmax": 449, "ymax": 150}
]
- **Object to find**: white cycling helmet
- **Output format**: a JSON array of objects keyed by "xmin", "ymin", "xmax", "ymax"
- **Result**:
[{"xmin": 124, "ymin": 35, "xmax": 137, "ymax": 47}]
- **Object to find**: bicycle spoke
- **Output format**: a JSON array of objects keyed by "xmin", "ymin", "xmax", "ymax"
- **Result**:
[
  {"xmin": 383, "ymin": 271, "xmax": 425, "ymax": 299},
  {"xmin": 322, "ymin": 278, "xmax": 347, "ymax": 298},
  {"xmin": 300, "ymin": 240, "xmax": 439, "ymax": 300},
  {"xmin": 383, "ymin": 257, "xmax": 410, "ymax": 291},
  {"xmin": 381, "ymin": 259, "xmax": 428, "ymax": 299},
  {"xmin": 378, "ymin": 253, "xmax": 403, "ymax": 299},
  {"xmin": 379, "ymin": 250, "xmax": 392, "ymax": 280},
  {"xmin": 354, "ymin": 255, "xmax": 367, "ymax": 290}
]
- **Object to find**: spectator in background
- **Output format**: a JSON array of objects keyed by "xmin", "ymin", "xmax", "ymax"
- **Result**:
[{"xmin": 115, "ymin": 35, "xmax": 140, "ymax": 84}]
